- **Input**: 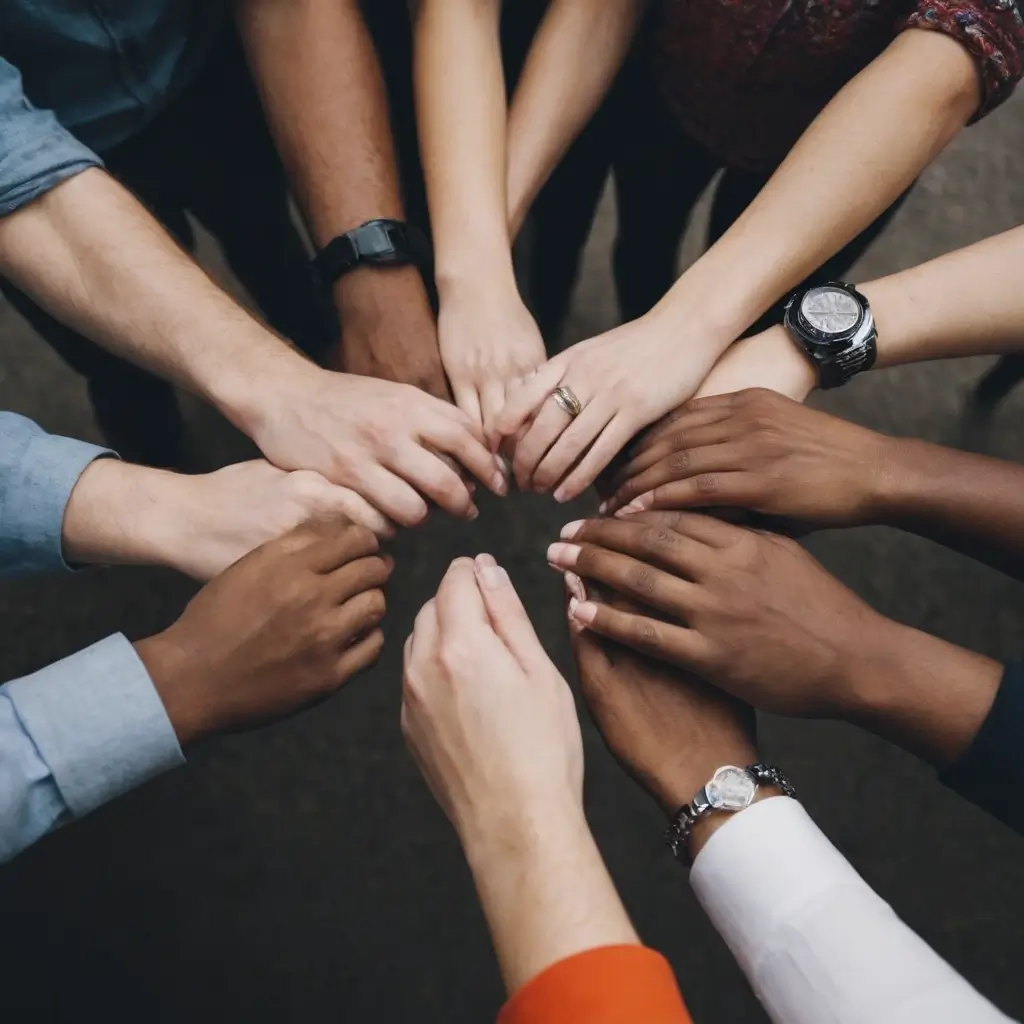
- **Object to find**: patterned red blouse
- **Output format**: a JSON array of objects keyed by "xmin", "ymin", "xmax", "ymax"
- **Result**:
[{"xmin": 648, "ymin": 0, "xmax": 1024, "ymax": 172}]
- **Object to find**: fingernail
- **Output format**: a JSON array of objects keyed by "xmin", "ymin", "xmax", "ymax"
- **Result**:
[
  {"xmin": 560, "ymin": 520, "xmax": 584, "ymax": 540},
  {"xmin": 630, "ymin": 494, "xmax": 652, "ymax": 512},
  {"xmin": 598, "ymin": 500, "xmax": 609, "ymax": 514},
  {"xmin": 567, "ymin": 596, "xmax": 584, "ymax": 632},
  {"xmin": 492, "ymin": 471, "xmax": 508, "ymax": 495},
  {"xmin": 546, "ymin": 541, "xmax": 580, "ymax": 567},
  {"xmin": 479, "ymin": 564, "xmax": 509, "ymax": 589},
  {"xmin": 572, "ymin": 600, "xmax": 598, "ymax": 625},
  {"xmin": 553, "ymin": 487, "xmax": 570, "ymax": 503},
  {"xmin": 467, "ymin": 505, "xmax": 480, "ymax": 521},
  {"xmin": 564, "ymin": 570, "xmax": 587, "ymax": 602},
  {"xmin": 475, "ymin": 552, "xmax": 497, "ymax": 569}
]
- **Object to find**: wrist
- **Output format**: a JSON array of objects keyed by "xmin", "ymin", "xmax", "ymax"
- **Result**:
[
  {"xmin": 865, "ymin": 435, "xmax": 931, "ymax": 527},
  {"xmin": 134, "ymin": 631, "xmax": 208, "ymax": 747},
  {"xmin": 434, "ymin": 248, "xmax": 518, "ymax": 306},
  {"xmin": 332, "ymin": 262, "xmax": 434, "ymax": 340},
  {"xmin": 650, "ymin": 737, "xmax": 760, "ymax": 819}
]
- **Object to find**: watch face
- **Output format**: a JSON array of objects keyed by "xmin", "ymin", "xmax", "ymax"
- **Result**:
[
  {"xmin": 800, "ymin": 287, "xmax": 861, "ymax": 336},
  {"xmin": 706, "ymin": 766, "xmax": 756, "ymax": 812}
]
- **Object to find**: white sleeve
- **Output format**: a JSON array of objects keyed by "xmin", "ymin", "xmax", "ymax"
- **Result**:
[{"xmin": 689, "ymin": 797, "xmax": 1014, "ymax": 1024}]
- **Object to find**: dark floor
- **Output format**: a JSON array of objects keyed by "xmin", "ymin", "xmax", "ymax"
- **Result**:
[{"xmin": 2, "ymin": 92, "xmax": 1024, "ymax": 1023}]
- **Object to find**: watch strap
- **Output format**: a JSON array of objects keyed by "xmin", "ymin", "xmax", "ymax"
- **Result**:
[{"xmin": 311, "ymin": 218, "xmax": 430, "ymax": 290}]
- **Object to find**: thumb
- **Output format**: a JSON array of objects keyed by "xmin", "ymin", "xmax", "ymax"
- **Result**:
[{"xmin": 472, "ymin": 554, "xmax": 551, "ymax": 674}]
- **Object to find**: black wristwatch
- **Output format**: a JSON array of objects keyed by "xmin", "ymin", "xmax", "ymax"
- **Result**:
[
  {"xmin": 311, "ymin": 218, "xmax": 430, "ymax": 290},
  {"xmin": 782, "ymin": 281, "xmax": 877, "ymax": 390}
]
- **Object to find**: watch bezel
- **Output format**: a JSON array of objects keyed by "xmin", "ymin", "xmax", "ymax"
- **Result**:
[{"xmin": 785, "ymin": 282, "xmax": 870, "ymax": 352}]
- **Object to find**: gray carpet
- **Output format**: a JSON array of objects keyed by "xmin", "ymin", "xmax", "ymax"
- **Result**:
[{"xmin": 1, "ymin": 92, "xmax": 1023, "ymax": 1023}]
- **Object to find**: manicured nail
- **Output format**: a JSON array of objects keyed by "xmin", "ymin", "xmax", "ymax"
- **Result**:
[
  {"xmin": 478, "ymin": 564, "xmax": 509, "ymax": 589},
  {"xmin": 546, "ymin": 542, "xmax": 580, "ymax": 567},
  {"xmin": 564, "ymin": 571, "xmax": 587, "ymax": 602},
  {"xmin": 567, "ymin": 596, "xmax": 584, "ymax": 632},
  {"xmin": 630, "ymin": 493, "xmax": 652, "ymax": 512},
  {"xmin": 571, "ymin": 601, "xmax": 598, "ymax": 625},
  {"xmin": 560, "ymin": 520, "xmax": 584, "ymax": 540},
  {"xmin": 492, "ymin": 471, "xmax": 508, "ymax": 495},
  {"xmin": 475, "ymin": 553, "xmax": 497, "ymax": 569}
]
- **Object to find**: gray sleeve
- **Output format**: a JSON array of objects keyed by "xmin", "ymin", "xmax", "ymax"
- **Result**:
[
  {"xmin": 0, "ymin": 410, "xmax": 115, "ymax": 578},
  {"xmin": 0, "ymin": 634, "xmax": 184, "ymax": 863},
  {"xmin": 0, "ymin": 57, "xmax": 103, "ymax": 216}
]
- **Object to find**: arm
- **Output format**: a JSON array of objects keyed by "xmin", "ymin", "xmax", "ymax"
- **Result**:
[
  {"xmin": 2, "ymin": 519, "xmax": 391, "ymax": 862},
  {"xmin": 505, "ymin": 0, "xmax": 646, "ymax": 235},
  {"xmin": 413, "ymin": 0, "xmax": 546, "ymax": 441},
  {"xmin": 497, "ymin": 27, "xmax": 982, "ymax": 499},
  {"xmin": 603, "ymin": 389, "xmax": 1024, "ymax": 579},
  {"xmin": 572, "ymin": 619, "xmax": 1014, "ymax": 1024},
  {"xmin": 402, "ymin": 557, "xmax": 690, "ymax": 1020},
  {"xmin": 235, "ymin": 0, "xmax": 447, "ymax": 397}
]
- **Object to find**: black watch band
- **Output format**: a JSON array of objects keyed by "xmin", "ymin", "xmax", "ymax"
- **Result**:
[{"xmin": 311, "ymin": 218, "xmax": 430, "ymax": 290}]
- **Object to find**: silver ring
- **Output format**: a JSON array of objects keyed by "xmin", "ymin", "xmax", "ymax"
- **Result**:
[{"xmin": 551, "ymin": 386, "xmax": 583, "ymax": 418}]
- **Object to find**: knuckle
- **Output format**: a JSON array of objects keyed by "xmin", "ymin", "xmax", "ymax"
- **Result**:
[
  {"xmin": 641, "ymin": 526, "xmax": 675, "ymax": 554},
  {"xmin": 636, "ymin": 618, "xmax": 660, "ymax": 644},
  {"xmin": 628, "ymin": 563, "xmax": 657, "ymax": 595},
  {"xmin": 695, "ymin": 472, "xmax": 720, "ymax": 495},
  {"xmin": 667, "ymin": 450, "xmax": 691, "ymax": 473}
]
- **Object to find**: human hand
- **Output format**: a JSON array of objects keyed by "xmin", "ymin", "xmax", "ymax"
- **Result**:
[
  {"xmin": 135, "ymin": 519, "xmax": 392, "ymax": 745},
  {"xmin": 550, "ymin": 511, "xmax": 886, "ymax": 719},
  {"xmin": 402, "ymin": 555, "xmax": 584, "ymax": 844},
  {"xmin": 438, "ymin": 285, "xmax": 547, "ymax": 450},
  {"xmin": 246, "ymin": 362, "xmax": 507, "ymax": 527},
  {"xmin": 496, "ymin": 312, "xmax": 728, "ymax": 501},
  {"xmin": 571, "ymin": 605, "xmax": 755, "ymax": 816},
  {"xmin": 62, "ymin": 458, "xmax": 394, "ymax": 580},
  {"xmin": 602, "ymin": 389, "xmax": 892, "ymax": 523}
]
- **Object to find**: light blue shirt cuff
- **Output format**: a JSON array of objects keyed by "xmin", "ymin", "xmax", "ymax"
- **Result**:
[
  {"xmin": 0, "ymin": 421, "xmax": 114, "ymax": 577},
  {"xmin": 4, "ymin": 634, "xmax": 184, "ymax": 819}
]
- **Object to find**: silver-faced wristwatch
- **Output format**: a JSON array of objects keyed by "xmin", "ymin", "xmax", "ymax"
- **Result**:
[
  {"xmin": 782, "ymin": 281, "xmax": 877, "ymax": 390},
  {"xmin": 665, "ymin": 763, "xmax": 795, "ymax": 866}
]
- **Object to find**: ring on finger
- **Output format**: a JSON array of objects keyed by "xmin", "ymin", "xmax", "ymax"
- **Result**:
[{"xmin": 551, "ymin": 385, "xmax": 583, "ymax": 418}]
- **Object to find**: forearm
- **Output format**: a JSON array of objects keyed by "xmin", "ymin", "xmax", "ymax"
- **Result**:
[
  {"xmin": 0, "ymin": 169, "xmax": 300, "ymax": 420},
  {"xmin": 506, "ymin": 0, "xmax": 645, "ymax": 235},
  {"xmin": 462, "ymin": 805, "xmax": 638, "ymax": 994},
  {"xmin": 870, "ymin": 437, "xmax": 1024, "ymax": 578},
  {"xmin": 236, "ymin": 0, "xmax": 429, "ymax": 329},
  {"xmin": 653, "ymin": 28, "xmax": 979, "ymax": 345},
  {"xmin": 845, "ymin": 617, "xmax": 1003, "ymax": 769},
  {"xmin": 414, "ymin": 0, "xmax": 514, "ymax": 300}
]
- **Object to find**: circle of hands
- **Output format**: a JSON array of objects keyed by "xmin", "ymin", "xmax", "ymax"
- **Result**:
[{"xmin": 170, "ymin": 364, "xmax": 896, "ymax": 831}]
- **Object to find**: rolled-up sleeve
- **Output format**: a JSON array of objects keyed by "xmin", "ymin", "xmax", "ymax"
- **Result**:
[
  {"xmin": 0, "ymin": 411, "xmax": 115, "ymax": 577},
  {"xmin": 0, "ymin": 633, "xmax": 184, "ymax": 863},
  {"xmin": 0, "ymin": 57, "xmax": 103, "ymax": 216},
  {"xmin": 901, "ymin": 2, "xmax": 1024, "ymax": 119}
]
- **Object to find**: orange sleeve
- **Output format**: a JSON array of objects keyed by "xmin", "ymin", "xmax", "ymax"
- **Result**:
[{"xmin": 497, "ymin": 945, "xmax": 693, "ymax": 1024}]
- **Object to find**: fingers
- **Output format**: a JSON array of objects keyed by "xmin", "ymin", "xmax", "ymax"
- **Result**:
[
  {"xmin": 553, "ymin": 415, "xmax": 636, "ymax": 502},
  {"xmin": 357, "ymin": 463, "xmax": 431, "ymax": 527},
  {"xmin": 452, "ymin": 384, "xmax": 484, "ymax": 441},
  {"xmin": 496, "ymin": 358, "xmax": 566, "ymax": 438},
  {"xmin": 426, "ymin": 418, "xmax": 508, "ymax": 498},
  {"xmin": 568, "ymin": 600, "xmax": 707, "ymax": 672},
  {"xmin": 547, "ymin": 540, "xmax": 699, "ymax": 619},
  {"xmin": 531, "ymin": 400, "xmax": 614, "ymax": 493},
  {"xmin": 556, "ymin": 517, "xmax": 714, "ymax": 578},
  {"xmin": 617, "ymin": 472, "xmax": 761, "ymax": 517},
  {"xmin": 473, "ymin": 553, "xmax": 550, "ymax": 673},
  {"xmin": 390, "ymin": 444, "xmax": 479, "ymax": 520},
  {"xmin": 511, "ymin": 392, "xmax": 577, "ymax": 491},
  {"xmin": 325, "ymin": 554, "xmax": 394, "ymax": 604},
  {"xmin": 629, "ymin": 395, "xmax": 736, "ymax": 456},
  {"xmin": 609, "ymin": 442, "xmax": 747, "ymax": 511},
  {"xmin": 289, "ymin": 518, "xmax": 380, "ymax": 572},
  {"xmin": 613, "ymin": 509, "xmax": 749, "ymax": 548},
  {"xmin": 435, "ymin": 556, "xmax": 491, "ymax": 637},
  {"xmin": 334, "ymin": 628, "xmax": 385, "ymax": 685},
  {"xmin": 330, "ymin": 586, "xmax": 388, "ymax": 647},
  {"xmin": 324, "ymin": 485, "xmax": 396, "ymax": 539},
  {"xmin": 409, "ymin": 598, "xmax": 440, "ymax": 665},
  {"xmin": 479, "ymin": 379, "xmax": 508, "ymax": 453}
]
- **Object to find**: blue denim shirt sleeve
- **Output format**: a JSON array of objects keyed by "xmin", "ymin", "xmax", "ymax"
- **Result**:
[
  {"xmin": 0, "ymin": 410, "xmax": 114, "ymax": 578},
  {"xmin": 0, "ymin": 634, "xmax": 184, "ymax": 862},
  {"xmin": 0, "ymin": 57, "xmax": 103, "ymax": 216}
]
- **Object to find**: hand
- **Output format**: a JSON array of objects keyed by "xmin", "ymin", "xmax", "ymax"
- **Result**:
[
  {"xmin": 549, "ymin": 511, "xmax": 885, "ymax": 719},
  {"xmin": 602, "ymin": 389, "xmax": 891, "ymax": 522},
  {"xmin": 496, "ymin": 312, "xmax": 728, "ymax": 501},
  {"xmin": 571, "ymin": 604, "xmax": 756, "ymax": 816},
  {"xmin": 247, "ymin": 362, "xmax": 507, "ymax": 527},
  {"xmin": 692, "ymin": 325, "xmax": 818, "ymax": 404},
  {"xmin": 402, "ymin": 555, "xmax": 584, "ymax": 843},
  {"xmin": 135, "ymin": 519, "xmax": 392, "ymax": 746},
  {"xmin": 438, "ymin": 285, "xmax": 547, "ymax": 450}
]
